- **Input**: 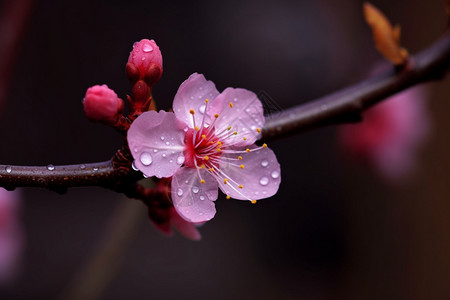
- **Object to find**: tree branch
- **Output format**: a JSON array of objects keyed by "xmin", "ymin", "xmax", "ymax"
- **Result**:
[{"xmin": 0, "ymin": 30, "xmax": 449, "ymax": 192}]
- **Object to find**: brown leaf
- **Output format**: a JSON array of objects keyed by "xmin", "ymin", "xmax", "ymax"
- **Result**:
[{"xmin": 363, "ymin": 2, "xmax": 409, "ymax": 65}]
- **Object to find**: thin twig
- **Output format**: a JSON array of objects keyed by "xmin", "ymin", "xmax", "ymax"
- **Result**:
[{"xmin": 0, "ymin": 30, "xmax": 449, "ymax": 192}]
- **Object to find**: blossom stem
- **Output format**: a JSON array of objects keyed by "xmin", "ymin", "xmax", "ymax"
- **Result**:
[{"xmin": 0, "ymin": 30, "xmax": 449, "ymax": 192}]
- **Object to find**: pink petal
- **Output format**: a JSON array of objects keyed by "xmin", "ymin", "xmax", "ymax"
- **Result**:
[
  {"xmin": 128, "ymin": 110, "xmax": 186, "ymax": 178},
  {"xmin": 173, "ymin": 73, "xmax": 220, "ymax": 128},
  {"xmin": 171, "ymin": 167, "xmax": 218, "ymax": 223},
  {"xmin": 169, "ymin": 207, "xmax": 201, "ymax": 241},
  {"xmin": 218, "ymin": 146, "xmax": 281, "ymax": 201},
  {"xmin": 209, "ymin": 88, "xmax": 265, "ymax": 147}
]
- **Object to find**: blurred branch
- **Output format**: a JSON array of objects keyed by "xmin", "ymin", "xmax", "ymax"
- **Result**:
[{"xmin": 0, "ymin": 29, "xmax": 449, "ymax": 194}]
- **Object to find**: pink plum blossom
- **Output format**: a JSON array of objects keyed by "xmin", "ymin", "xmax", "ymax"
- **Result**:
[
  {"xmin": 0, "ymin": 188, "xmax": 23, "ymax": 285},
  {"xmin": 338, "ymin": 85, "xmax": 430, "ymax": 180},
  {"xmin": 83, "ymin": 84, "xmax": 123, "ymax": 124},
  {"xmin": 128, "ymin": 73, "xmax": 281, "ymax": 223}
]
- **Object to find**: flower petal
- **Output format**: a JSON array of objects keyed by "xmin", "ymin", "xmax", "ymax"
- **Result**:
[
  {"xmin": 128, "ymin": 110, "xmax": 186, "ymax": 178},
  {"xmin": 169, "ymin": 207, "xmax": 202, "ymax": 241},
  {"xmin": 173, "ymin": 73, "xmax": 220, "ymax": 129},
  {"xmin": 171, "ymin": 167, "xmax": 218, "ymax": 223},
  {"xmin": 218, "ymin": 146, "xmax": 280, "ymax": 201},
  {"xmin": 209, "ymin": 88, "xmax": 265, "ymax": 147}
]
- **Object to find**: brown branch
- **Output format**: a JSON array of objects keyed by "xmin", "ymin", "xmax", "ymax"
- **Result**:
[{"xmin": 0, "ymin": 30, "xmax": 449, "ymax": 192}]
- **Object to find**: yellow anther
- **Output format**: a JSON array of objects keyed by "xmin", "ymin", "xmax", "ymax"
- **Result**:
[
  {"xmin": 240, "ymin": 164, "xmax": 245, "ymax": 169},
  {"xmin": 243, "ymin": 137, "xmax": 247, "ymax": 141},
  {"xmin": 233, "ymin": 131, "xmax": 238, "ymax": 135},
  {"xmin": 199, "ymin": 164, "xmax": 205, "ymax": 169},
  {"xmin": 217, "ymin": 148, "xmax": 222, "ymax": 152},
  {"xmin": 189, "ymin": 109, "xmax": 195, "ymax": 115},
  {"xmin": 263, "ymin": 143, "xmax": 267, "ymax": 148},
  {"xmin": 201, "ymin": 134, "xmax": 206, "ymax": 139},
  {"xmin": 227, "ymin": 126, "xmax": 232, "ymax": 131},
  {"xmin": 195, "ymin": 126, "xmax": 199, "ymax": 131},
  {"xmin": 256, "ymin": 128, "xmax": 261, "ymax": 133},
  {"xmin": 238, "ymin": 156, "xmax": 242, "ymax": 160},
  {"xmin": 217, "ymin": 141, "xmax": 222, "ymax": 146},
  {"xmin": 200, "ymin": 179, "xmax": 205, "ymax": 184},
  {"xmin": 205, "ymin": 99, "xmax": 209, "ymax": 103},
  {"xmin": 209, "ymin": 167, "xmax": 214, "ymax": 172},
  {"xmin": 204, "ymin": 156, "xmax": 209, "ymax": 161},
  {"xmin": 229, "ymin": 102, "xmax": 233, "ymax": 108},
  {"xmin": 224, "ymin": 178, "xmax": 228, "ymax": 184},
  {"xmin": 214, "ymin": 113, "xmax": 219, "ymax": 118},
  {"xmin": 238, "ymin": 184, "xmax": 243, "ymax": 189},
  {"xmin": 226, "ymin": 195, "xmax": 231, "ymax": 199},
  {"xmin": 246, "ymin": 148, "xmax": 250, "ymax": 153},
  {"xmin": 251, "ymin": 200, "xmax": 257, "ymax": 204}
]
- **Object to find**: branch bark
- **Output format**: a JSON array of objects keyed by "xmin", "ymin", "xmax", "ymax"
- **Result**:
[{"xmin": 0, "ymin": 30, "xmax": 449, "ymax": 192}]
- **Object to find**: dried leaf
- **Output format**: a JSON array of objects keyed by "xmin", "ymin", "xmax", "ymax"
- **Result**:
[{"xmin": 363, "ymin": 2, "xmax": 409, "ymax": 65}]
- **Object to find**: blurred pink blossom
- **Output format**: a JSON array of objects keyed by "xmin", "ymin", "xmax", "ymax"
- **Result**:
[
  {"xmin": 83, "ymin": 84, "xmax": 123, "ymax": 124},
  {"xmin": 338, "ymin": 85, "xmax": 431, "ymax": 180},
  {"xmin": 0, "ymin": 188, "xmax": 23, "ymax": 285},
  {"xmin": 128, "ymin": 73, "xmax": 281, "ymax": 223}
]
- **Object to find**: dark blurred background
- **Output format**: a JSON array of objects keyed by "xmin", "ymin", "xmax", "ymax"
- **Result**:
[{"xmin": 0, "ymin": 0, "xmax": 449, "ymax": 299}]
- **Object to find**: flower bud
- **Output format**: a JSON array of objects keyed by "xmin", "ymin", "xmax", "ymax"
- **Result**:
[
  {"xmin": 83, "ymin": 84, "xmax": 123, "ymax": 124},
  {"xmin": 127, "ymin": 39, "xmax": 163, "ymax": 86}
]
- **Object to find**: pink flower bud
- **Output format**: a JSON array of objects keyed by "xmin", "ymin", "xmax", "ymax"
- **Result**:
[
  {"xmin": 127, "ymin": 39, "xmax": 163, "ymax": 86},
  {"xmin": 83, "ymin": 84, "xmax": 123, "ymax": 124}
]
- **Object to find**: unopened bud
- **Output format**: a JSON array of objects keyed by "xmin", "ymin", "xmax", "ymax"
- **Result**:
[
  {"xmin": 83, "ymin": 84, "xmax": 123, "ymax": 124},
  {"xmin": 127, "ymin": 39, "xmax": 163, "ymax": 86}
]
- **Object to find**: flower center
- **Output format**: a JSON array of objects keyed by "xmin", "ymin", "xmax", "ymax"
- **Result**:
[{"xmin": 183, "ymin": 127, "xmax": 222, "ymax": 168}]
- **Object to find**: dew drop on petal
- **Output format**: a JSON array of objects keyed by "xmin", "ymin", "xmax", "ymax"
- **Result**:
[
  {"xmin": 5, "ymin": 166, "xmax": 12, "ymax": 173},
  {"xmin": 259, "ymin": 176, "xmax": 269, "ymax": 186},
  {"xmin": 271, "ymin": 171, "xmax": 280, "ymax": 179},
  {"xmin": 261, "ymin": 160, "xmax": 269, "ymax": 167},
  {"xmin": 192, "ymin": 186, "xmax": 199, "ymax": 194},
  {"xmin": 177, "ymin": 156, "xmax": 185, "ymax": 165},
  {"xmin": 184, "ymin": 127, "xmax": 189, "ymax": 132},
  {"xmin": 133, "ymin": 147, "xmax": 138, "ymax": 153},
  {"xmin": 80, "ymin": 164, "xmax": 86, "ymax": 169},
  {"xmin": 93, "ymin": 167, "xmax": 99, "ymax": 171},
  {"xmin": 177, "ymin": 188, "xmax": 183, "ymax": 196},
  {"xmin": 199, "ymin": 104, "xmax": 206, "ymax": 114},
  {"xmin": 142, "ymin": 43, "xmax": 153, "ymax": 52},
  {"xmin": 162, "ymin": 153, "xmax": 166, "ymax": 158},
  {"xmin": 131, "ymin": 161, "xmax": 139, "ymax": 171},
  {"xmin": 160, "ymin": 136, "xmax": 165, "ymax": 141},
  {"xmin": 153, "ymin": 149, "xmax": 158, "ymax": 153},
  {"xmin": 47, "ymin": 164, "xmax": 55, "ymax": 171},
  {"xmin": 143, "ymin": 174, "xmax": 149, "ymax": 178},
  {"xmin": 165, "ymin": 141, "xmax": 170, "ymax": 145},
  {"xmin": 200, "ymin": 196, "xmax": 205, "ymax": 201},
  {"xmin": 169, "ymin": 159, "xmax": 173, "ymax": 163},
  {"xmin": 140, "ymin": 152, "xmax": 153, "ymax": 166}
]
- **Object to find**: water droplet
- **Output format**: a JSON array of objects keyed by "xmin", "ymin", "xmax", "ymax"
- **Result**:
[
  {"xmin": 162, "ymin": 153, "xmax": 166, "ymax": 158},
  {"xmin": 142, "ymin": 43, "xmax": 153, "ymax": 52},
  {"xmin": 153, "ymin": 149, "xmax": 158, "ymax": 153},
  {"xmin": 199, "ymin": 104, "xmax": 206, "ymax": 114},
  {"xmin": 140, "ymin": 152, "xmax": 153, "ymax": 166},
  {"xmin": 133, "ymin": 147, "xmax": 138, "ymax": 153},
  {"xmin": 93, "ymin": 167, "xmax": 99, "ymax": 171},
  {"xmin": 165, "ymin": 141, "xmax": 170, "ymax": 145},
  {"xmin": 259, "ymin": 176, "xmax": 269, "ymax": 186},
  {"xmin": 200, "ymin": 196, "xmax": 205, "ymax": 201},
  {"xmin": 143, "ymin": 174, "xmax": 149, "ymax": 178},
  {"xmin": 5, "ymin": 166, "xmax": 12, "ymax": 173},
  {"xmin": 177, "ymin": 188, "xmax": 183, "ymax": 196},
  {"xmin": 132, "ymin": 161, "xmax": 139, "ymax": 171},
  {"xmin": 160, "ymin": 136, "xmax": 165, "ymax": 141},
  {"xmin": 177, "ymin": 156, "xmax": 185, "ymax": 165},
  {"xmin": 47, "ymin": 164, "xmax": 55, "ymax": 171},
  {"xmin": 185, "ymin": 180, "xmax": 189, "ymax": 184},
  {"xmin": 80, "ymin": 164, "xmax": 86, "ymax": 169},
  {"xmin": 192, "ymin": 186, "xmax": 199, "ymax": 194},
  {"xmin": 271, "ymin": 171, "xmax": 279, "ymax": 179},
  {"xmin": 169, "ymin": 159, "xmax": 173, "ymax": 163},
  {"xmin": 233, "ymin": 97, "xmax": 238, "ymax": 102},
  {"xmin": 184, "ymin": 127, "xmax": 189, "ymax": 132},
  {"xmin": 261, "ymin": 160, "xmax": 269, "ymax": 167},
  {"xmin": 141, "ymin": 57, "xmax": 146, "ymax": 61}
]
